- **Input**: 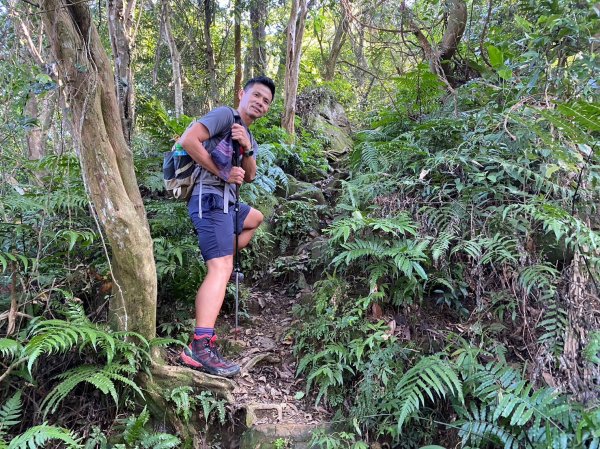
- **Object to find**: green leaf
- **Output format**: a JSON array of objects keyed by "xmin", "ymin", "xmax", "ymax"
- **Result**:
[
  {"xmin": 497, "ymin": 67, "xmax": 513, "ymax": 81},
  {"xmin": 557, "ymin": 102, "xmax": 600, "ymax": 132},
  {"xmin": 487, "ymin": 45, "xmax": 504, "ymax": 68}
]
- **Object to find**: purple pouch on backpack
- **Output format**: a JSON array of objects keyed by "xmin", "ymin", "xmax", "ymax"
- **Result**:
[
  {"xmin": 210, "ymin": 109, "xmax": 244, "ymax": 181},
  {"xmin": 211, "ymin": 135, "xmax": 235, "ymax": 182}
]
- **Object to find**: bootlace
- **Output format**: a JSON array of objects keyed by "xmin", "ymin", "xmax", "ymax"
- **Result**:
[{"xmin": 205, "ymin": 335, "xmax": 223, "ymax": 361}]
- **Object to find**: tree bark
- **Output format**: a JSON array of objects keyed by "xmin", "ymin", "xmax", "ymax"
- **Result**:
[
  {"xmin": 406, "ymin": 0, "xmax": 467, "ymax": 84},
  {"xmin": 233, "ymin": 0, "xmax": 242, "ymax": 107},
  {"xmin": 40, "ymin": 0, "xmax": 157, "ymax": 340},
  {"xmin": 202, "ymin": 0, "xmax": 219, "ymax": 108},
  {"xmin": 24, "ymin": 92, "xmax": 56, "ymax": 160},
  {"xmin": 281, "ymin": 0, "xmax": 308, "ymax": 136},
  {"xmin": 161, "ymin": 0, "xmax": 184, "ymax": 117},
  {"xmin": 324, "ymin": 6, "xmax": 348, "ymax": 81},
  {"xmin": 107, "ymin": 0, "xmax": 136, "ymax": 145},
  {"xmin": 250, "ymin": 0, "xmax": 268, "ymax": 76},
  {"xmin": 243, "ymin": 46, "xmax": 253, "ymax": 83}
]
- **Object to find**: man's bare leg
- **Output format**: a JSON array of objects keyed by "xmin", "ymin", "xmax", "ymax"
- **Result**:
[
  {"xmin": 236, "ymin": 208, "xmax": 263, "ymax": 249},
  {"xmin": 195, "ymin": 255, "xmax": 233, "ymax": 327}
]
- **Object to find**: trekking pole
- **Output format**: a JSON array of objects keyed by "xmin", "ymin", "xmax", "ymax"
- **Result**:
[
  {"xmin": 232, "ymin": 114, "xmax": 242, "ymax": 335},
  {"xmin": 234, "ymin": 183, "xmax": 240, "ymax": 333}
]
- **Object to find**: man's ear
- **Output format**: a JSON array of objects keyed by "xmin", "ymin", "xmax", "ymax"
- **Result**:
[{"xmin": 238, "ymin": 88, "xmax": 245, "ymax": 101}]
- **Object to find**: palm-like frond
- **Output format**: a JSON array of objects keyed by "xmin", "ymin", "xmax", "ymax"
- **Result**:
[
  {"xmin": 0, "ymin": 338, "xmax": 24, "ymax": 361},
  {"xmin": 0, "ymin": 392, "xmax": 22, "ymax": 434},
  {"xmin": 394, "ymin": 355, "xmax": 463, "ymax": 430},
  {"xmin": 41, "ymin": 363, "xmax": 144, "ymax": 416},
  {"xmin": 7, "ymin": 424, "xmax": 82, "ymax": 449}
]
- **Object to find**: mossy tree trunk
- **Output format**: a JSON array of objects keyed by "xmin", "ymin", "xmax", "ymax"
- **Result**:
[{"xmin": 40, "ymin": 0, "xmax": 157, "ymax": 340}]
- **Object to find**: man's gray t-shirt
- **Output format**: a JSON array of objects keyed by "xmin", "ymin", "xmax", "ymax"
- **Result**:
[{"xmin": 190, "ymin": 106, "xmax": 258, "ymax": 201}]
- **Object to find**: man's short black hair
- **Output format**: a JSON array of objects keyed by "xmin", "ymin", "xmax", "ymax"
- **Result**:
[{"xmin": 243, "ymin": 75, "xmax": 275, "ymax": 100}]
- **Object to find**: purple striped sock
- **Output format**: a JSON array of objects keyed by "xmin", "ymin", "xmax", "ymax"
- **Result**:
[{"xmin": 194, "ymin": 327, "xmax": 214, "ymax": 337}]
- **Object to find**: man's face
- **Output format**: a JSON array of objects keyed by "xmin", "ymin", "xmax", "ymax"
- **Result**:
[{"xmin": 238, "ymin": 83, "xmax": 272, "ymax": 121}]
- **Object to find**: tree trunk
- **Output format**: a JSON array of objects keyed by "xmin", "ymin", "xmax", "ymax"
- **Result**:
[
  {"xmin": 437, "ymin": 0, "xmax": 467, "ymax": 79},
  {"xmin": 40, "ymin": 0, "xmax": 157, "ymax": 340},
  {"xmin": 351, "ymin": 23, "xmax": 368, "ymax": 85},
  {"xmin": 162, "ymin": 0, "xmax": 184, "ymax": 117},
  {"xmin": 107, "ymin": 0, "xmax": 136, "ymax": 145},
  {"xmin": 153, "ymin": 2, "xmax": 164, "ymax": 86},
  {"xmin": 281, "ymin": 0, "xmax": 308, "ymax": 136},
  {"xmin": 233, "ymin": 0, "xmax": 242, "ymax": 107},
  {"xmin": 24, "ymin": 91, "xmax": 56, "ymax": 160},
  {"xmin": 323, "ymin": 6, "xmax": 348, "ymax": 81},
  {"xmin": 202, "ymin": 0, "xmax": 219, "ymax": 109},
  {"xmin": 250, "ymin": 0, "xmax": 268, "ymax": 76},
  {"xmin": 243, "ymin": 47, "xmax": 253, "ymax": 83},
  {"xmin": 406, "ymin": 0, "xmax": 467, "ymax": 84},
  {"xmin": 8, "ymin": 6, "xmax": 55, "ymax": 160}
]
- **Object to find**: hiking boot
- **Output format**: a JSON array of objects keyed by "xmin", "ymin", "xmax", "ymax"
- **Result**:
[
  {"xmin": 229, "ymin": 269, "xmax": 244, "ymax": 283},
  {"xmin": 180, "ymin": 334, "xmax": 240, "ymax": 378}
]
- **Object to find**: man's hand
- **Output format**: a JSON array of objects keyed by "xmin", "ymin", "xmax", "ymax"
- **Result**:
[
  {"xmin": 231, "ymin": 123, "xmax": 251, "ymax": 153},
  {"xmin": 227, "ymin": 166, "xmax": 245, "ymax": 185}
]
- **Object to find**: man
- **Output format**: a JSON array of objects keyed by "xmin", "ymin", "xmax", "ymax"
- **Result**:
[{"xmin": 178, "ymin": 76, "xmax": 275, "ymax": 377}]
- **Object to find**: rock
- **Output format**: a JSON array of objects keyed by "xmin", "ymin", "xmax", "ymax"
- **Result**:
[
  {"xmin": 239, "ymin": 423, "xmax": 329, "ymax": 449},
  {"xmin": 280, "ymin": 174, "xmax": 327, "ymax": 206},
  {"xmin": 296, "ymin": 88, "xmax": 353, "ymax": 161}
]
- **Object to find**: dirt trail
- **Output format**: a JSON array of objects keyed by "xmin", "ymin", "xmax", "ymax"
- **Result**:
[{"xmin": 221, "ymin": 287, "xmax": 330, "ymax": 430}]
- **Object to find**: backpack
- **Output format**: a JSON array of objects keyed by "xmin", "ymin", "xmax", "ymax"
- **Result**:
[
  {"xmin": 162, "ymin": 143, "xmax": 200, "ymax": 201},
  {"xmin": 162, "ymin": 108, "xmax": 243, "ymax": 201}
]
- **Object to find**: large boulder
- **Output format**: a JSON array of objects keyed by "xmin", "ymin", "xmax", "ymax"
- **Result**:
[{"xmin": 296, "ymin": 88, "xmax": 353, "ymax": 160}]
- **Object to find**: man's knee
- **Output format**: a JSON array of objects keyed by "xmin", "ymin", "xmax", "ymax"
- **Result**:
[
  {"xmin": 206, "ymin": 256, "xmax": 233, "ymax": 273},
  {"xmin": 246, "ymin": 208, "xmax": 264, "ymax": 230}
]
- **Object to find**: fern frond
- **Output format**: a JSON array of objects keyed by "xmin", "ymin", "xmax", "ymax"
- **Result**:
[
  {"xmin": 368, "ymin": 215, "xmax": 417, "ymax": 237},
  {"xmin": 139, "ymin": 433, "xmax": 181, "ymax": 449},
  {"xmin": 537, "ymin": 297, "xmax": 567, "ymax": 355},
  {"xmin": 7, "ymin": 424, "xmax": 82, "ymax": 449},
  {"xmin": 327, "ymin": 216, "xmax": 367, "ymax": 244},
  {"xmin": 385, "ymin": 240, "xmax": 429, "ymax": 280},
  {"xmin": 332, "ymin": 239, "xmax": 389, "ymax": 268},
  {"xmin": 0, "ymin": 392, "xmax": 22, "ymax": 433},
  {"xmin": 124, "ymin": 408, "xmax": 150, "ymax": 444},
  {"xmin": 458, "ymin": 404, "xmax": 519, "ymax": 449},
  {"xmin": 0, "ymin": 338, "xmax": 24, "ymax": 360},
  {"xmin": 25, "ymin": 319, "xmax": 119, "ymax": 372},
  {"xmin": 519, "ymin": 263, "xmax": 559, "ymax": 295},
  {"xmin": 41, "ymin": 363, "xmax": 144, "ymax": 416},
  {"xmin": 431, "ymin": 230, "xmax": 454, "ymax": 264},
  {"xmin": 556, "ymin": 101, "xmax": 600, "ymax": 132},
  {"xmin": 395, "ymin": 355, "xmax": 463, "ymax": 430}
]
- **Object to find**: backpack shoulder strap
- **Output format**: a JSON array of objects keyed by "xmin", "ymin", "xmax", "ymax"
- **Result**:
[{"xmin": 228, "ymin": 106, "xmax": 243, "ymax": 126}]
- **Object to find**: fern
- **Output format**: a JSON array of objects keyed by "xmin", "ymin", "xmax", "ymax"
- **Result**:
[
  {"xmin": 431, "ymin": 230, "xmax": 454, "ymax": 264},
  {"xmin": 458, "ymin": 403, "xmax": 519, "ymax": 449},
  {"xmin": 196, "ymin": 391, "xmax": 227, "ymax": 426},
  {"xmin": 394, "ymin": 355, "xmax": 463, "ymax": 431},
  {"xmin": 518, "ymin": 263, "xmax": 559, "ymax": 296},
  {"xmin": 25, "ymin": 318, "xmax": 119, "ymax": 372},
  {"xmin": 0, "ymin": 392, "xmax": 22, "ymax": 435},
  {"xmin": 0, "ymin": 338, "xmax": 24, "ymax": 360},
  {"xmin": 169, "ymin": 386, "xmax": 194, "ymax": 423},
  {"xmin": 41, "ymin": 363, "xmax": 144, "ymax": 416},
  {"xmin": 7, "ymin": 424, "xmax": 82, "ymax": 449},
  {"xmin": 119, "ymin": 407, "xmax": 180, "ymax": 448},
  {"xmin": 537, "ymin": 297, "xmax": 568, "ymax": 355},
  {"xmin": 583, "ymin": 331, "xmax": 600, "ymax": 365}
]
